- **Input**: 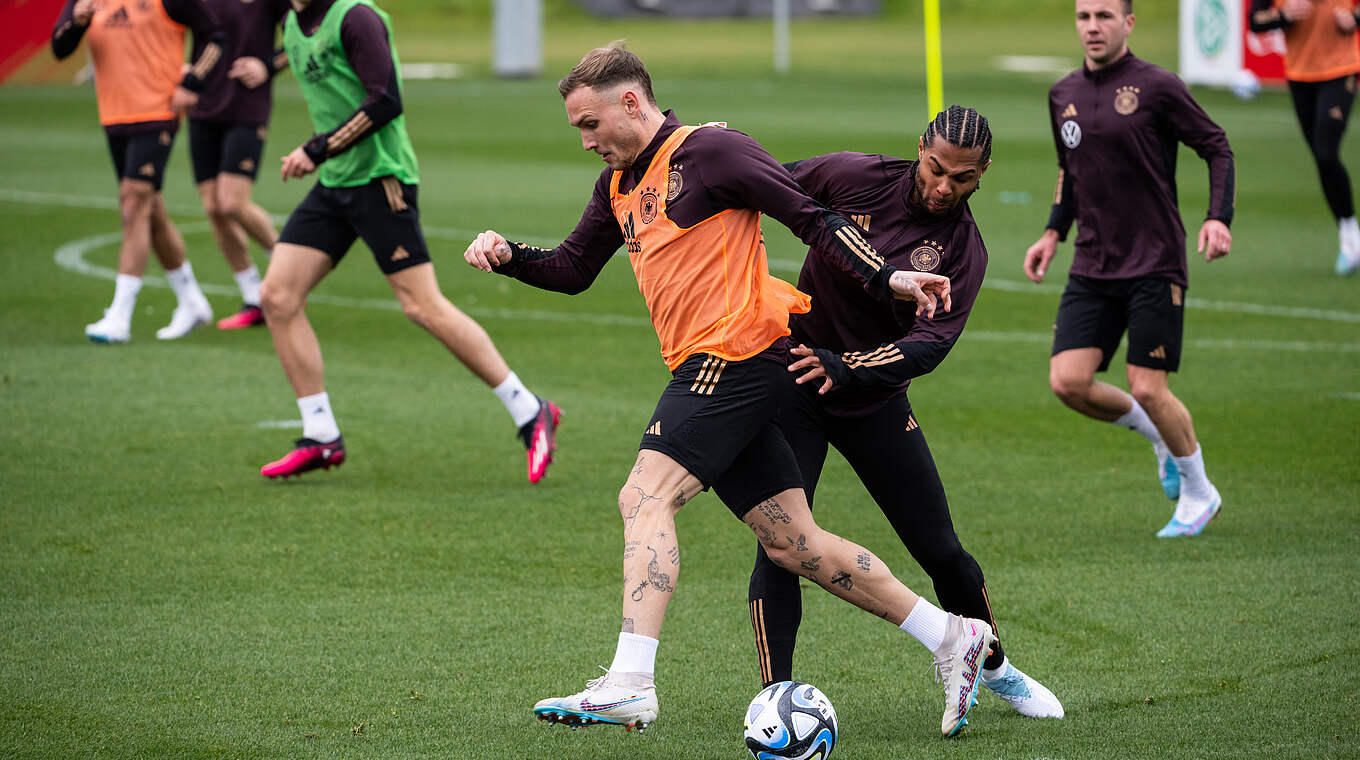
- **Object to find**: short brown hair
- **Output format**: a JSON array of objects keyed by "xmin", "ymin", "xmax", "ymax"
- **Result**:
[{"xmin": 558, "ymin": 41, "xmax": 657, "ymax": 104}]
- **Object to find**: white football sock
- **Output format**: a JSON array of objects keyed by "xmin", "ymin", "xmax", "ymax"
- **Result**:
[
  {"xmin": 1340, "ymin": 217, "xmax": 1360, "ymax": 264},
  {"xmin": 900, "ymin": 598, "xmax": 950, "ymax": 652},
  {"xmin": 1113, "ymin": 397, "xmax": 1162, "ymax": 445},
  {"xmin": 165, "ymin": 261, "xmax": 207, "ymax": 306},
  {"xmin": 1173, "ymin": 445, "xmax": 1214, "ymax": 509},
  {"xmin": 233, "ymin": 265, "xmax": 262, "ymax": 306},
  {"xmin": 608, "ymin": 632, "xmax": 658, "ymax": 677},
  {"xmin": 108, "ymin": 274, "xmax": 142, "ymax": 324},
  {"xmin": 297, "ymin": 391, "xmax": 340, "ymax": 443},
  {"xmin": 982, "ymin": 655, "xmax": 1010, "ymax": 682},
  {"xmin": 493, "ymin": 371, "xmax": 540, "ymax": 428}
]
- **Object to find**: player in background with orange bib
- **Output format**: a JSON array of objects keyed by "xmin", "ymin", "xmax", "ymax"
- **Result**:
[
  {"xmin": 189, "ymin": 0, "xmax": 291, "ymax": 330},
  {"xmin": 465, "ymin": 43, "xmax": 998, "ymax": 738},
  {"xmin": 1251, "ymin": 0, "xmax": 1360, "ymax": 274},
  {"xmin": 52, "ymin": 0, "xmax": 225, "ymax": 343}
]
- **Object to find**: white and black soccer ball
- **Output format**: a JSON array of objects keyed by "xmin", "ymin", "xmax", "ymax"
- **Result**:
[{"xmin": 743, "ymin": 681, "xmax": 838, "ymax": 760}]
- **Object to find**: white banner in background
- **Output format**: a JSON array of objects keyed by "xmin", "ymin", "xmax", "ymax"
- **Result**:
[{"xmin": 1179, "ymin": 0, "xmax": 1243, "ymax": 85}]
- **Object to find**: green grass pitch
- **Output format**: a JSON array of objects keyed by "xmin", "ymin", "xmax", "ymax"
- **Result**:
[{"xmin": 1, "ymin": 4, "xmax": 1357, "ymax": 758}]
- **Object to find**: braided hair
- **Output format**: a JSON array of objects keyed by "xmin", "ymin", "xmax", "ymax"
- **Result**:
[{"xmin": 921, "ymin": 104, "xmax": 992, "ymax": 165}]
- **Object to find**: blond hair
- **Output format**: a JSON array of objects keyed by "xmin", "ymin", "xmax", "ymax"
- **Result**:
[{"xmin": 558, "ymin": 41, "xmax": 656, "ymax": 104}]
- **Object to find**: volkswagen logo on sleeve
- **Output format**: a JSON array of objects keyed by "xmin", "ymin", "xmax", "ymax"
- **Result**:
[{"xmin": 1060, "ymin": 119, "xmax": 1082, "ymax": 149}]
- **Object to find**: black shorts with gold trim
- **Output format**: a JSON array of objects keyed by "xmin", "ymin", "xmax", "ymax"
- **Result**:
[
  {"xmin": 278, "ymin": 176, "xmax": 430, "ymax": 274},
  {"xmin": 642, "ymin": 341, "xmax": 803, "ymax": 519},
  {"xmin": 105, "ymin": 123, "xmax": 177, "ymax": 191},
  {"xmin": 1052, "ymin": 274, "xmax": 1184, "ymax": 372},
  {"xmin": 188, "ymin": 119, "xmax": 266, "ymax": 183}
]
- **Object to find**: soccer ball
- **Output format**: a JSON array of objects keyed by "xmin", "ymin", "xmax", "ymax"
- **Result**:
[{"xmin": 742, "ymin": 681, "xmax": 838, "ymax": 760}]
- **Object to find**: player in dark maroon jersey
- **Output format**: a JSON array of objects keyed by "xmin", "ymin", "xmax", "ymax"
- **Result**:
[
  {"xmin": 189, "ymin": 0, "xmax": 290, "ymax": 329},
  {"xmin": 1024, "ymin": 0, "xmax": 1234, "ymax": 537},
  {"xmin": 464, "ymin": 43, "xmax": 996, "ymax": 738},
  {"xmin": 742, "ymin": 105, "xmax": 1062, "ymax": 721}
]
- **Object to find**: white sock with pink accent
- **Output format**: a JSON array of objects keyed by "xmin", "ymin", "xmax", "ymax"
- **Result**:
[
  {"xmin": 608, "ymin": 632, "xmax": 658, "ymax": 679},
  {"xmin": 900, "ymin": 598, "xmax": 949, "ymax": 652}
]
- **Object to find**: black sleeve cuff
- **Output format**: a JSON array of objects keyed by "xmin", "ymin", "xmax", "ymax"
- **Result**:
[
  {"xmin": 302, "ymin": 135, "xmax": 328, "ymax": 166},
  {"xmin": 813, "ymin": 348, "xmax": 853, "ymax": 387}
]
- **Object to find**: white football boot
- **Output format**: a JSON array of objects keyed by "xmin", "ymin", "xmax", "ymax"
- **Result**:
[
  {"xmin": 85, "ymin": 310, "xmax": 130, "ymax": 343},
  {"xmin": 981, "ymin": 659, "xmax": 1064, "ymax": 718},
  {"xmin": 156, "ymin": 297, "xmax": 212, "ymax": 340},
  {"xmin": 1157, "ymin": 483, "xmax": 1222, "ymax": 537},
  {"xmin": 533, "ymin": 670, "xmax": 658, "ymax": 731},
  {"xmin": 932, "ymin": 614, "xmax": 995, "ymax": 737}
]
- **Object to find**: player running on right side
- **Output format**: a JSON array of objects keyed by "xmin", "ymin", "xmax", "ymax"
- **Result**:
[
  {"xmin": 1024, "ymin": 0, "xmax": 1235, "ymax": 537},
  {"xmin": 747, "ymin": 105, "xmax": 1063, "ymax": 722},
  {"xmin": 1249, "ymin": 0, "xmax": 1360, "ymax": 274}
]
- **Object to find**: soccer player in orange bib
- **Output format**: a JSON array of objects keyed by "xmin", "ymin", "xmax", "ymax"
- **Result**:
[
  {"xmin": 52, "ymin": 0, "xmax": 225, "ymax": 342},
  {"xmin": 464, "ymin": 43, "xmax": 997, "ymax": 738},
  {"xmin": 1250, "ymin": 0, "xmax": 1360, "ymax": 273}
]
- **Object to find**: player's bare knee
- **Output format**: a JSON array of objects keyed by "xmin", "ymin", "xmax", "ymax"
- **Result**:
[
  {"xmin": 217, "ymin": 194, "xmax": 246, "ymax": 222},
  {"xmin": 118, "ymin": 187, "xmax": 153, "ymax": 226},
  {"xmin": 1049, "ymin": 371, "xmax": 1089, "ymax": 405},
  {"xmin": 258, "ymin": 279, "xmax": 299, "ymax": 320},
  {"xmin": 399, "ymin": 299, "xmax": 431, "ymax": 330}
]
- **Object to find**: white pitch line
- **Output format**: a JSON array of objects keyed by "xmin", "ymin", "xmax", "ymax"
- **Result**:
[
  {"xmin": 52, "ymin": 227, "xmax": 1360, "ymax": 353},
  {"xmin": 17, "ymin": 186, "xmax": 1360, "ymax": 330}
]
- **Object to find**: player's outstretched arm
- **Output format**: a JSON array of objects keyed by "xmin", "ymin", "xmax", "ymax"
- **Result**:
[
  {"xmin": 1198, "ymin": 219, "xmax": 1232, "ymax": 261},
  {"xmin": 1024, "ymin": 229, "xmax": 1060, "ymax": 283},
  {"xmin": 464, "ymin": 230, "xmax": 513, "ymax": 273}
]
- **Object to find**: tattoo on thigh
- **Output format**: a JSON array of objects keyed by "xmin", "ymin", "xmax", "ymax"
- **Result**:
[
  {"xmin": 830, "ymin": 570, "xmax": 853, "ymax": 590},
  {"xmin": 622, "ymin": 617, "xmax": 635, "ymax": 633},
  {"xmin": 856, "ymin": 552, "xmax": 871, "ymax": 572},
  {"xmin": 757, "ymin": 498, "xmax": 792, "ymax": 525},
  {"xmin": 788, "ymin": 533, "xmax": 808, "ymax": 552},
  {"xmin": 647, "ymin": 547, "xmax": 674, "ymax": 593},
  {"xmin": 800, "ymin": 555, "xmax": 821, "ymax": 572},
  {"xmin": 632, "ymin": 457, "xmax": 646, "ymax": 475}
]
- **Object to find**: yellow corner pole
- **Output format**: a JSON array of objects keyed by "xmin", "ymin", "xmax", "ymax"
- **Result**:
[{"xmin": 923, "ymin": 0, "xmax": 942, "ymax": 120}]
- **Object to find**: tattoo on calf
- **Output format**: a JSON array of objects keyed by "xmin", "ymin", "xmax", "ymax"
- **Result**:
[
  {"xmin": 667, "ymin": 545, "xmax": 679, "ymax": 565},
  {"xmin": 625, "ymin": 541, "xmax": 640, "ymax": 560},
  {"xmin": 856, "ymin": 552, "xmax": 871, "ymax": 572},
  {"xmin": 622, "ymin": 617, "xmax": 635, "ymax": 633},
  {"xmin": 830, "ymin": 570, "xmax": 853, "ymax": 590},
  {"xmin": 754, "ymin": 523, "xmax": 777, "ymax": 546},
  {"xmin": 631, "ymin": 580, "xmax": 648, "ymax": 601},
  {"xmin": 647, "ymin": 547, "xmax": 675, "ymax": 593}
]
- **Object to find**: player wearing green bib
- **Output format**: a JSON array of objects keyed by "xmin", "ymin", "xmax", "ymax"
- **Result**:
[{"xmin": 258, "ymin": 0, "xmax": 562, "ymax": 483}]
